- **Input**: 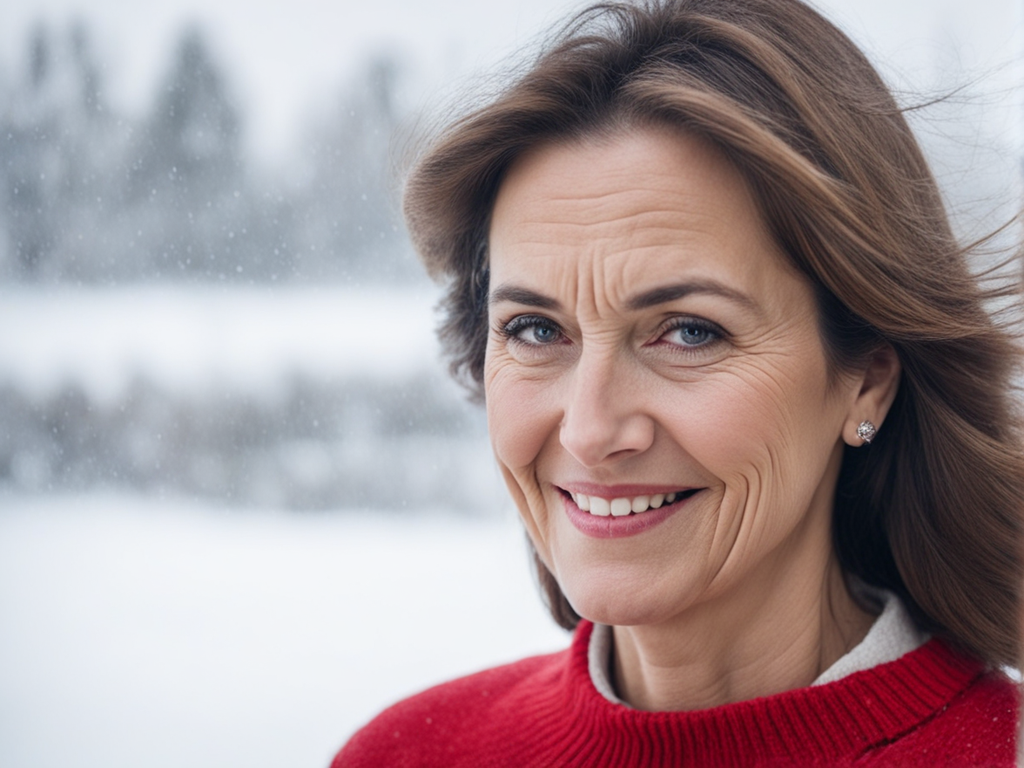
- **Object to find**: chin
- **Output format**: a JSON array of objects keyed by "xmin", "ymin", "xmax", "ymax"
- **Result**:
[{"xmin": 557, "ymin": 565, "xmax": 695, "ymax": 628}]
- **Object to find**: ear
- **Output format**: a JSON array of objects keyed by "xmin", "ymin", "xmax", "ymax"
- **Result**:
[{"xmin": 842, "ymin": 345, "xmax": 901, "ymax": 447}]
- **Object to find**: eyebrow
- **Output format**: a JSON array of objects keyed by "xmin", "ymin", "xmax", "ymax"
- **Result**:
[
  {"xmin": 488, "ymin": 285, "xmax": 562, "ymax": 310},
  {"xmin": 626, "ymin": 281, "xmax": 758, "ymax": 312},
  {"xmin": 488, "ymin": 280, "xmax": 757, "ymax": 313}
]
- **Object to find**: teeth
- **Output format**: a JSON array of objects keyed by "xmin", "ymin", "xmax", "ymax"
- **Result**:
[
  {"xmin": 572, "ymin": 491, "xmax": 690, "ymax": 517},
  {"xmin": 610, "ymin": 498, "xmax": 632, "ymax": 516}
]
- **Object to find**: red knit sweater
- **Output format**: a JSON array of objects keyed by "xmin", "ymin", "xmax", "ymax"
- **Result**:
[{"xmin": 334, "ymin": 621, "xmax": 1018, "ymax": 767}]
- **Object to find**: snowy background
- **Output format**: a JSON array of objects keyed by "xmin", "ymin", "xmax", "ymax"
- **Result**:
[{"xmin": 0, "ymin": 0, "xmax": 1020, "ymax": 767}]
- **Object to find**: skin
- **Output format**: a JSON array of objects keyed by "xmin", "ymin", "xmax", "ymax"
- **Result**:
[{"xmin": 484, "ymin": 127, "xmax": 901, "ymax": 712}]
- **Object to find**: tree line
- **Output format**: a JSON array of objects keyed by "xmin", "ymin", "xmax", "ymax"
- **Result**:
[{"xmin": 0, "ymin": 20, "xmax": 418, "ymax": 285}]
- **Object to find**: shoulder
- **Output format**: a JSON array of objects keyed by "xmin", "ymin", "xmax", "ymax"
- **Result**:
[
  {"xmin": 332, "ymin": 647, "xmax": 572, "ymax": 768},
  {"xmin": 861, "ymin": 663, "xmax": 1020, "ymax": 765}
]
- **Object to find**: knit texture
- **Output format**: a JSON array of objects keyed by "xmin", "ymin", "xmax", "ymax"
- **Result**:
[{"xmin": 334, "ymin": 621, "xmax": 1018, "ymax": 767}]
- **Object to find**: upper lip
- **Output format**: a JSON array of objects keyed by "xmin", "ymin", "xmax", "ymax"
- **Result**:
[{"xmin": 558, "ymin": 482, "xmax": 700, "ymax": 498}]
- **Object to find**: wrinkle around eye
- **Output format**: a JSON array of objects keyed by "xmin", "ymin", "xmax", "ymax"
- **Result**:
[{"xmin": 493, "ymin": 316, "xmax": 578, "ymax": 367}]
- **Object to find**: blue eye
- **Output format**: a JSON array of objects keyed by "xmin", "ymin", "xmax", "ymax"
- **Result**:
[
  {"xmin": 528, "ymin": 325, "xmax": 560, "ymax": 344},
  {"xmin": 502, "ymin": 316, "xmax": 565, "ymax": 346},
  {"xmin": 662, "ymin": 319, "xmax": 720, "ymax": 348},
  {"xmin": 676, "ymin": 325, "xmax": 710, "ymax": 345}
]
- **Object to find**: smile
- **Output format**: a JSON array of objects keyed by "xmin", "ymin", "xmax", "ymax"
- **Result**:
[
  {"xmin": 570, "ymin": 489, "xmax": 698, "ymax": 517},
  {"xmin": 558, "ymin": 486, "xmax": 701, "ymax": 539}
]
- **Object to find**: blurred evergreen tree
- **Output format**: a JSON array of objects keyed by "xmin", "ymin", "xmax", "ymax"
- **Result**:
[
  {"xmin": 1, "ymin": 22, "xmax": 57, "ymax": 279},
  {"xmin": 0, "ymin": 20, "xmax": 118, "ymax": 282},
  {"xmin": 295, "ymin": 52, "xmax": 418, "ymax": 283},
  {"xmin": 127, "ymin": 24, "xmax": 249, "ymax": 280},
  {"xmin": 136, "ymin": 26, "xmax": 241, "ymax": 193},
  {"xmin": 28, "ymin": 22, "xmax": 51, "ymax": 90}
]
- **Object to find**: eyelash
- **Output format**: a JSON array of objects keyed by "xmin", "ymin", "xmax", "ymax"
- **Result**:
[{"xmin": 500, "ymin": 315, "xmax": 565, "ymax": 347}]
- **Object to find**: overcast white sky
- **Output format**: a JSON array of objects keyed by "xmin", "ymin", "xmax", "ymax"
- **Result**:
[{"xmin": 0, "ymin": 0, "xmax": 1020, "ymax": 166}]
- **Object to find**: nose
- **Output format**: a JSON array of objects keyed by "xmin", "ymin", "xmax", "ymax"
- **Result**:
[{"xmin": 559, "ymin": 349, "xmax": 655, "ymax": 467}]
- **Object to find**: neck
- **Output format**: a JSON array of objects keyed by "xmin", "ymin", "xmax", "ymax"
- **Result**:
[{"xmin": 610, "ymin": 539, "xmax": 875, "ymax": 712}]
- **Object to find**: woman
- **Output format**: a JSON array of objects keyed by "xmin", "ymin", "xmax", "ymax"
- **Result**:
[{"xmin": 335, "ymin": 0, "xmax": 1022, "ymax": 764}]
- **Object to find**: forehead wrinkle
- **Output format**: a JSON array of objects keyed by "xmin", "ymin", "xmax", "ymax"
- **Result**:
[
  {"xmin": 501, "ymin": 209, "xmax": 747, "ymax": 293},
  {"xmin": 520, "ymin": 190, "xmax": 726, "ymax": 241}
]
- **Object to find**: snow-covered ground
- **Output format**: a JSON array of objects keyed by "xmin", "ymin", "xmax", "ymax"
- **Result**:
[{"xmin": 0, "ymin": 494, "xmax": 569, "ymax": 768}]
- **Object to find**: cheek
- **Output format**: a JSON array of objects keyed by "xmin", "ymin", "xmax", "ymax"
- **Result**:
[
  {"xmin": 484, "ymin": 353, "xmax": 561, "ymax": 470},
  {"xmin": 662, "ymin": 356, "xmax": 841, "ymax": 498}
]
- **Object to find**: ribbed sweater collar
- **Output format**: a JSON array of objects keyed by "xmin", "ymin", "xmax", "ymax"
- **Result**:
[
  {"xmin": 535, "ymin": 621, "xmax": 984, "ymax": 765},
  {"xmin": 589, "ymin": 592, "xmax": 930, "ymax": 704}
]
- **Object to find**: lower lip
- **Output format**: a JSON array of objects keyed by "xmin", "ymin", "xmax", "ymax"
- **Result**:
[{"xmin": 562, "ymin": 493, "xmax": 694, "ymax": 539}]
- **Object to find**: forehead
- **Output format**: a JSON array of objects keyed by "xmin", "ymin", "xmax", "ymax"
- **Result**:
[{"xmin": 488, "ymin": 128, "xmax": 800, "ymax": 305}]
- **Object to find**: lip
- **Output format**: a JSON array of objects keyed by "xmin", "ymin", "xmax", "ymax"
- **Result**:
[{"xmin": 558, "ymin": 484, "xmax": 700, "ymax": 539}]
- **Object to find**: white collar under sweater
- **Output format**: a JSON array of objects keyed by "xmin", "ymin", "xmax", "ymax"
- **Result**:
[{"xmin": 588, "ymin": 592, "xmax": 930, "ymax": 706}]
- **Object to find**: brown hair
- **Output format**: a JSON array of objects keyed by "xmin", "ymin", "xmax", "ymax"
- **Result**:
[{"xmin": 403, "ymin": 0, "xmax": 1024, "ymax": 666}]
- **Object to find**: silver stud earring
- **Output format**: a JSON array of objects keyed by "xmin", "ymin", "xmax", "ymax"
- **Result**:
[{"xmin": 856, "ymin": 420, "xmax": 877, "ymax": 445}]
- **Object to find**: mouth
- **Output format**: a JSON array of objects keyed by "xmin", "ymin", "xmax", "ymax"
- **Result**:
[{"xmin": 559, "ymin": 487, "xmax": 701, "ymax": 517}]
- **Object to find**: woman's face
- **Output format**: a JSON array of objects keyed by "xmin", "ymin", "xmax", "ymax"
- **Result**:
[{"xmin": 484, "ymin": 128, "xmax": 870, "ymax": 627}]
